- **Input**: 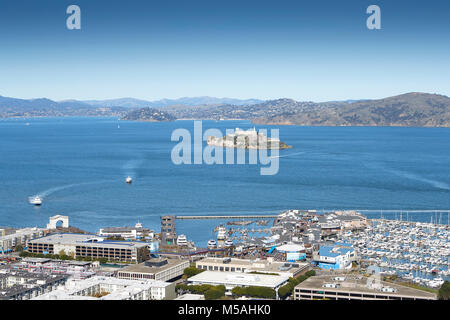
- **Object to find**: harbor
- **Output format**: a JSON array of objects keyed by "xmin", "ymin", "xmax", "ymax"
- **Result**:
[{"xmin": 340, "ymin": 219, "xmax": 449, "ymax": 287}]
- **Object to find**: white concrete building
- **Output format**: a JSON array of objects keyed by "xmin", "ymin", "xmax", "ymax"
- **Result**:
[
  {"xmin": 187, "ymin": 271, "xmax": 289, "ymax": 298},
  {"xmin": 32, "ymin": 276, "xmax": 175, "ymax": 300}
]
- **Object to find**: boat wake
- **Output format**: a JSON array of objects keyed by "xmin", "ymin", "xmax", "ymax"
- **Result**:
[
  {"xmin": 388, "ymin": 169, "xmax": 450, "ymax": 191},
  {"xmin": 270, "ymin": 151, "xmax": 305, "ymax": 159},
  {"xmin": 123, "ymin": 159, "xmax": 144, "ymax": 179},
  {"xmin": 35, "ymin": 180, "xmax": 113, "ymax": 199},
  {"xmin": 365, "ymin": 162, "xmax": 450, "ymax": 191}
]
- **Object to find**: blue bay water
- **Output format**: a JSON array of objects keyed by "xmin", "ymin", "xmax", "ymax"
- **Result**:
[{"xmin": 1, "ymin": 117, "xmax": 450, "ymax": 246}]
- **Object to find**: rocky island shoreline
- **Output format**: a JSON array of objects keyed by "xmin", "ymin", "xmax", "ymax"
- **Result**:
[{"xmin": 207, "ymin": 127, "xmax": 292, "ymax": 150}]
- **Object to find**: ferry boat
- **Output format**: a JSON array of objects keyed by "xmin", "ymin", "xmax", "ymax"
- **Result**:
[
  {"xmin": 126, "ymin": 176, "xmax": 132, "ymax": 184},
  {"xmin": 28, "ymin": 196, "xmax": 42, "ymax": 206},
  {"xmin": 207, "ymin": 239, "xmax": 217, "ymax": 249},
  {"xmin": 177, "ymin": 234, "xmax": 188, "ymax": 246}
]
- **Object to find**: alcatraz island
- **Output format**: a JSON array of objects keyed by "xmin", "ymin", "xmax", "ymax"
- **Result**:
[{"xmin": 207, "ymin": 127, "xmax": 292, "ymax": 150}]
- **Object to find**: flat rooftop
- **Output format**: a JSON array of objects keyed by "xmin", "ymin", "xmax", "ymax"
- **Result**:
[
  {"xmin": 188, "ymin": 271, "xmax": 289, "ymax": 288},
  {"xmin": 31, "ymin": 276, "xmax": 171, "ymax": 300},
  {"xmin": 197, "ymin": 257, "xmax": 308, "ymax": 274},
  {"xmin": 28, "ymin": 233, "xmax": 148, "ymax": 249},
  {"xmin": 119, "ymin": 258, "xmax": 189, "ymax": 274},
  {"xmin": 295, "ymin": 275, "xmax": 437, "ymax": 299}
]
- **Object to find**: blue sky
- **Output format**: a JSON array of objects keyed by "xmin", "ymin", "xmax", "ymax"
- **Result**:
[{"xmin": 0, "ymin": 0, "xmax": 449, "ymax": 101}]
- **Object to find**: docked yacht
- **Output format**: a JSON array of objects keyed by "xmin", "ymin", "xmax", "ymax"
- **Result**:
[
  {"xmin": 207, "ymin": 239, "xmax": 217, "ymax": 249},
  {"xmin": 217, "ymin": 226, "xmax": 227, "ymax": 241},
  {"xmin": 177, "ymin": 234, "xmax": 188, "ymax": 246},
  {"xmin": 28, "ymin": 196, "xmax": 42, "ymax": 206},
  {"xmin": 224, "ymin": 239, "xmax": 234, "ymax": 247}
]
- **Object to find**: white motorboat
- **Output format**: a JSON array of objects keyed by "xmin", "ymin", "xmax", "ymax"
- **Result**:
[
  {"xmin": 28, "ymin": 196, "xmax": 42, "ymax": 206},
  {"xmin": 177, "ymin": 234, "xmax": 188, "ymax": 246},
  {"xmin": 126, "ymin": 176, "xmax": 132, "ymax": 184}
]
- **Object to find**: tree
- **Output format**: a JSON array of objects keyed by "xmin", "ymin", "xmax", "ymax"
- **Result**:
[
  {"xmin": 98, "ymin": 257, "xmax": 108, "ymax": 264},
  {"xmin": 14, "ymin": 244, "xmax": 23, "ymax": 252},
  {"xmin": 278, "ymin": 271, "xmax": 316, "ymax": 299},
  {"xmin": 231, "ymin": 286, "xmax": 275, "ymax": 299},
  {"xmin": 19, "ymin": 251, "xmax": 30, "ymax": 257},
  {"xmin": 305, "ymin": 270, "xmax": 316, "ymax": 277},
  {"xmin": 438, "ymin": 281, "xmax": 450, "ymax": 300},
  {"xmin": 204, "ymin": 286, "xmax": 225, "ymax": 300},
  {"xmin": 183, "ymin": 267, "xmax": 204, "ymax": 278}
]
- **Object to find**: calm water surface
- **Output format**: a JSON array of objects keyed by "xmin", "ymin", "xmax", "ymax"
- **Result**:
[{"xmin": 1, "ymin": 117, "xmax": 449, "ymax": 246}]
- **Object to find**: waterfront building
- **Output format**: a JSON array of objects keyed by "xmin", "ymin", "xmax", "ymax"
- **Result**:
[
  {"xmin": 98, "ymin": 222, "xmax": 153, "ymax": 240},
  {"xmin": 27, "ymin": 233, "xmax": 149, "ymax": 263},
  {"xmin": 293, "ymin": 275, "xmax": 436, "ymax": 300},
  {"xmin": 117, "ymin": 258, "xmax": 189, "ymax": 282},
  {"xmin": 31, "ymin": 276, "xmax": 175, "ymax": 300},
  {"xmin": 196, "ymin": 257, "xmax": 308, "ymax": 278},
  {"xmin": 312, "ymin": 243, "xmax": 356, "ymax": 270},
  {"xmin": 274, "ymin": 243, "xmax": 307, "ymax": 261},
  {"xmin": 161, "ymin": 216, "xmax": 177, "ymax": 245}
]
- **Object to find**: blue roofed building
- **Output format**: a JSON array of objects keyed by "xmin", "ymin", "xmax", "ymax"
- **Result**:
[{"xmin": 312, "ymin": 243, "xmax": 356, "ymax": 270}]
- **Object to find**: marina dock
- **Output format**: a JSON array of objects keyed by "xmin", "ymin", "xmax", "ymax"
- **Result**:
[{"xmin": 175, "ymin": 215, "xmax": 278, "ymax": 220}]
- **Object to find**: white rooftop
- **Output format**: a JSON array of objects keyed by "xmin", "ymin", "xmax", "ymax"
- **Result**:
[
  {"xmin": 276, "ymin": 243, "xmax": 305, "ymax": 252},
  {"xmin": 188, "ymin": 271, "xmax": 289, "ymax": 289},
  {"xmin": 32, "ymin": 276, "xmax": 171, "ymax": 300}
]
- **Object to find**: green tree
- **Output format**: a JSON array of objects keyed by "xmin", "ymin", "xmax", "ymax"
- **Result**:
[
  {"xmin": 231, "ymin": 286, "xmax": 275, "ymax": 299},
  {"xmin": 19, "ymin": 251, "xmax": 30, "ymax": 257},
  {"xmin": 14, "ymin": 244, "xmax": 24, "ymax": 252},
  {"xmin": 305, "ymin": 270, "xmax": 316, "ymax": 277},
  {"xmin": 438, "ymin": 281, "xmax": 450, "ymax": 300},
  {"xmin": 98, "ymin": 257, "xmax": 108, "ymax": 264},
  {"xmin": 183, "ymin": 267, "xmax": 204, "ymax": 278},
  {"xmin": 204, "ymin": 286, "xmax": 225, "ymax": 300}
]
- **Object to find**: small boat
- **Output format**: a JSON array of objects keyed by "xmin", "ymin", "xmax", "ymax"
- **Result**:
[
  {"xmin": 126, "ymin": 176, "xmax": 132, "ymax": 184},
  {"xmin": 207, "ymin": 239, "xmax": 217, "ymax": 249},
  {"xmin": 28, "ymin": 196, "xmax": 42, "ymax": 206},
  {"xmin": 177, "ymin": 234, "xmax": 188, "ymax": 246}
]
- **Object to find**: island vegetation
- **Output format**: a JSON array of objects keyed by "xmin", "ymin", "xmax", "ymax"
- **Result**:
[{"xmin": 120, "ymin": 107, "xmax": 176, "ymax": 122}]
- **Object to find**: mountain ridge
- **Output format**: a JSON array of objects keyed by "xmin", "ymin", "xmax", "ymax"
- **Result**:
[{"xmin": 2, "ymin": 92, "xmax": 450, "ymax": 127}]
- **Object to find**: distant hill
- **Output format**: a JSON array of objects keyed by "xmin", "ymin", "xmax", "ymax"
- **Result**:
[
  {"xmin": 165, "ymin": 98, "xmax": 323, "ymax": 120},
  {"xmin": 83, "ymin": 96, "xmax": 264, "ymax": 108},
  {"xmin": 253, "ymin": 93, "xmax": 450, "ymax": 127},
  {"xmin": 0, "ymin": 95, "xmax": 127, "ymax": 118},
  {"xmin": 120, "ymin": 107, "xmax": 176, "ymax": 122},
  {"xmin": 2, "ymin": 92, "xmax": 450, "ymax": 127}
]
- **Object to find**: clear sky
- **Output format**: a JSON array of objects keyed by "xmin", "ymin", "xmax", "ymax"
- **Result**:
[{"xmin": 0, "ymin": 0, "xmax": 449, "ymax": 101}]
